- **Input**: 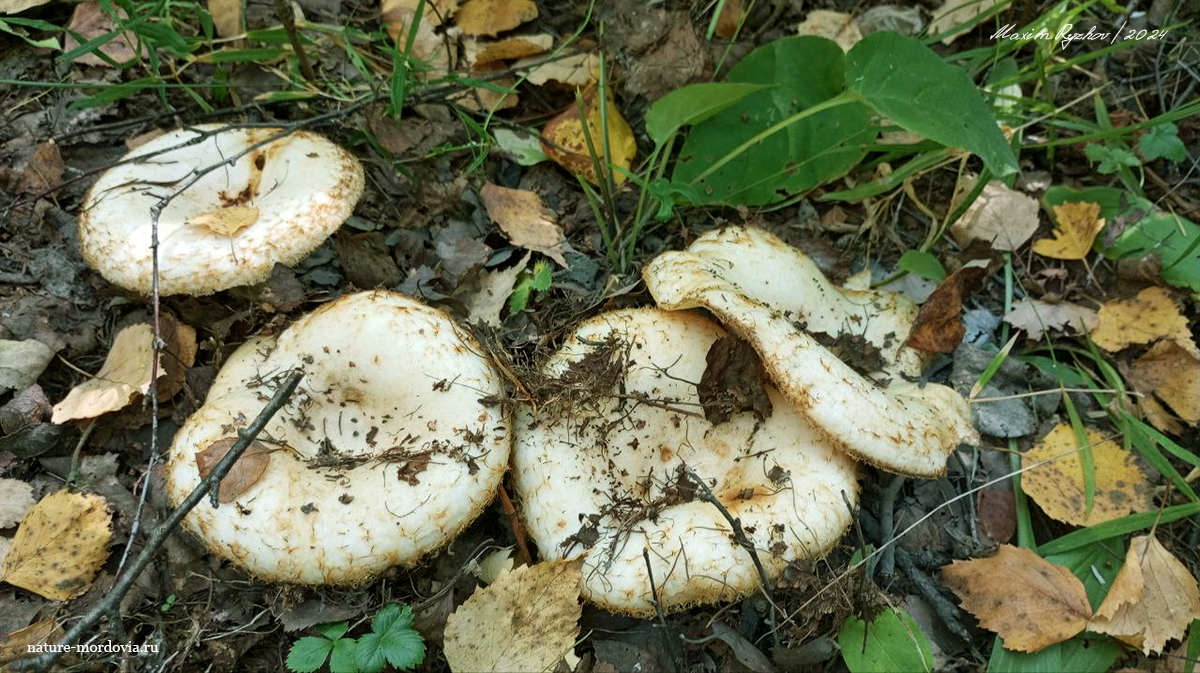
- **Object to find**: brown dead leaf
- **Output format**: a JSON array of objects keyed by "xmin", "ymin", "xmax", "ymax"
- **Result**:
[
  {"xmin": 157, "ymin": 313, "xmax": 197, "ymax": 401},
  {"xmin": 1, "ymin": 0, "xmax": 52, "ymax": 13},
  {"xmin": 64, "ymin": 2, "xmax": 145, "ymax": 67},
  {"xmin": 1021, "ymin": 424, "xmax": 1152, "ymax": 526},
  {"xmin": 188, "ymin": 205, "xmax": 260, "ymax": 236},
  {"xmin": 379, "ymin": 0, "xmax": 457, "ymax": 28},
  {"xmin": 541, "ymin": 84, "xmax": 637, "ymax": 186},
  {"xmin": 714, "ymin": 0, "xmax": 743, "ymax": 39},
  {"xmin": 463, "ymin": 252, "xmax": 530, "ymax": 327},
  {"xmin": 697, "ymin": 336, "xmax": 772, "ymax": 425},
  {"xmin": 454, "ymin": 0, "xmax": 536, "ymax": 36},
  {"xmin": 1032, "ymin": 202, "xmax": 1105, "ymax": 261},
  {"xmin": 941, "ymin": 545, "xmax": 1090, "ymax": 652},
  {"xmin": 16, "ymin": 141, "xmax": 64, "ymax": 195},
  {"xmin": 464, "ymin": 33, "xmax": 552, "ymax": 67},
  {"xmin": 795, "ymin": 10, "xmax": 863, "ymax": 51},
  {"xmin": 0, "ymin": 620, "xmax": 64, "ymax": 666},
  {"xmin": 1092, "ymin": 287, "xmax": 1196, "ymax": 356},
  {"xmin": 444, "ymin": 558, "xmax": 583, "ymax": 672},
  {"xmin": 1089, "ymin": 535, "xmax": 1200, "ymax": 654},
  {"xmin": 1130, "ymin": 340, "xmax": 1200, "ymax": 425},
  {"xmin": 1003, "ymin": 299, "xmax": 1098, "ymax": 341},
  {"xmin": 451, "ymin": 62, "xmax": 518, "ymax": 111},
  {"xmin": 905, "ymin": 259, "xmax": 990, "ymax": 353},
  {"xmin": 479, "ymin": 183, "xmax": 567, "ymax": 266},
  {"xmin": 516, "ymin": 51, "xmax": 599, "ymax": 87},
  {"xmin": 380, "ymin": 2, "xmax": 456, "ymax": 79},
  {"xmin": 1139, "ymin": 395, "xmax": 1184, "ymax": 436},
  {"xmin": 930, "ymin": 0, "xmax": 1006, "ymax": 44},
  {"xmin": 51, "ymin": 324, "xmax": 162, "ymax": 424},
  {"xmin": 195, "ymin": 438, "xmax": 273, "ymax": 504},
  {"xmin": 975, "ymin": 487, "xmax": 1015, "ymax": 544},
  {"xmin": 0, "ymin": 490, "xmax": 111, "ymax": 600},
  {"xmin": 208, "ymin": 0, "xmax": 242, "ymax": 37},
  {"xmin": 0, "ymin": 479, "xmax": 35, "ymax": 529},
  {"xmin": 950, "ymin": 180, "xmax": 1040, "ymax": 252}
]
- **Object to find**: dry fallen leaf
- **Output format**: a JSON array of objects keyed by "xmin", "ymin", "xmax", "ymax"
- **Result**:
[
  {"xmin": 479, "ymin": 183, "xmax": 567, "ymax": 266},
  {"xmin": 1003, "ymin": 299, "xmax": 1098, "ymax": 341},
  {"xmin": 1092, "ymin": 287, "xmax": 1196, "ymax": 356},
  {"xmin": 1032, "ymin": 201, "xmax": 1105, "ymax": 261},
  {"xmin": 0, "ymin": 490, "xmax": 111, "ymax": 600},
  {"xmin": 1, "ymin": 0, "xmax": 52, "ymax": 13},
  {"xmin": 905, "ymin": 259, "xmax": 990, "ymax": 353},
  {"xmin": 463, "ymin": 252, "xmax": 531, "ymax": 327},
  {"xmin": 454, "ymin": 0, "xmax": 536, "ymax": 36},
  {"xmin": 380, "ymin": 1, "xmax": 457, "ymax": 79},
  {"xmin": 64, "ymin": 2, "xmax": 145, "ymax": 67},
  {"xmin": 796, "ymin": 10, "xmax": 863, "ymax": 51},
  {"xmin": 1021, "ymin": 424, "xmax": 1152, "ymax": 526},
  {"xmin": 444, "ymin": 558, "xmax": 582, "ymax": 672},
  {"xmin": 379, "ymin": 0, "xmax": 458, "ymax": 28},
  {"xmin": 942, "ymin": 545, "xmax": 1090, "ymax": 652},
  {"xmin": 15, "ymin": 141, "xmax": 64, "ymax": 195},
  {"xmin": 950, "ymin": 180, "xmax": 1040, "ymax": 252},
  {"xmin": 451, "ymin": 62, "xmax": 519, "ymax": 112},
  {"xmin": 195, "ymin": 438, "xmax": 273, "ymax": 504},
  {"xmin": 51, "ymin": 324, "xmax": 162, "ymax": 424},
  {"xmin": 1139, "ymin": 395, "xmax": 1184, "ymax": 437},
  {"xmin": 541, "ymin": 84, "xmax": 636, "ymax": 186},
  {"xmin": 207, "ymin": 0, "xmax": 242, "ymax": 37},
  {"xmin": 464, "ymin": 33, "xmax": 552, "ymax": 67},
  {"xmin": 0, "ymin": 620, "xmax": 64, "ymax": 665},
  {"xmin": 1130, "ymin": 340, "xmax": 1200, "ymax": 425},
  {"xmin": 714, "ymin": 0, "xmax": 743, "ymax": 39},
  {"xmin": 188, "ymin": 205, "xmax": 260, "ymax": 236},
  {"xmin": 0, "ymin": 478, "xmax": 35, "ymax": 528},
  {"xmin": 516, "ymin": 51, "xmax": 599, "ymax": 86},
  {"xmin": 1089, "ymin": 534, "xmax": 1200, "ymax": 654},
  {"xmin": 930, "ymin": 0, "xmax": 1006, "ymax": 44}
]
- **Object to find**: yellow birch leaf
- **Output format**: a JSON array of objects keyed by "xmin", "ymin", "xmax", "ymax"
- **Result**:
[
  {"xmin": 50, "ymin": 324, "xmax": 163, "ymax": 424},
  {"xmin": 479, "ymin": 183, "xmax": 567, "ymax": 266},
  {"xmin": 0, "ymin": 490, "xmax": 111, "ymax": 601},
  {"xmin": 1092, "ymin": 286, "xmax": 1195, "ymax": 354},
  {"xmin": 1021, "ymin": 424, "xmax": 1152, "ymax": 526},
  {"xmin": 464, "ymin": 33, "xmax": 552, "ymax": 67},
  {"xmin": 0, "ymin": 619, "xmax": 65, "ymax": 664},
  {"xmin": 1130, "ymin": 340, "xmax": 1200, "ymax": 425},
  {"xmin": 454, "ymin": 0, "xmax": 536, "ymax": 36},
  {"xmin": 1032, "ymin": 201, "xmax": 1105, "ymax": 260},
  {"xmin": 541, "ymin": 84, "xmax": 636, "ymax": 186},
  {"xmin": 1089, "ymin": 534, "xmax": 1200, "ymax": 654}
]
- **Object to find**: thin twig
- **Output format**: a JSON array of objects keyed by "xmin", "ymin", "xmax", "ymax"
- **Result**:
[
  {"xmin": 273, "ymin": 0, "xmax": 316, "ymax": 82},
  {"xmin": 12, "ymin": 370, "xmax": 304, "ymax": 672},
  {"xmin": 495, "ymin": 482, "xmax": 532, "ymax": 566}
]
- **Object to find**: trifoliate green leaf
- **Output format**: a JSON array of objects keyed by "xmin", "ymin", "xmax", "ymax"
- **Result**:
[
  {"xmin": 355, "ymin": 632, "xmax": 388, "ymax": 673},
  {"xmin": 329, "ymin": 638, "xmax": 359, "ymax": 673},
  {"xmin": 1138, "ymin": 123, "xmax": 1186, "ymax": 163},
  {"xmin": 314, "ymin": 621, "xmax": 349, "ymax": 640},
  {"xmin": 381, "ymin": 628, "xmax": 426, "ymax": 670},
  {"xmin": 1084, "ymin": 143, "xmax": 1141, "ymax": 174},
  {"xmin": 285, "ymin": 636, "xmax": 333, "ymax": 673}
]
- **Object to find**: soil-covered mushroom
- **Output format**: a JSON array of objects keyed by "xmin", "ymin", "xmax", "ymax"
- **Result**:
[
  {"xmin": 79, "ymin": 125, "xmax": 363, "ymax": 296},
  {"xmin": 513, "ymin": 309, "xmax": 857, "ymax": 615},
  {"xmin": 643, "ymin": 226, "xmax": 978, "ymax": 477},
  {"xmin": 165, "ymin": 291, "xmax": 509, "ymax": 585}
]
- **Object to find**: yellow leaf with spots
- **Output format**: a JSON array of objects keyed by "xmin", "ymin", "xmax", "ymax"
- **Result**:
[
  {"xmin": 0, "ymin": 490, "xmax": 111, "ymax": 601},
  {"xmin": 1089, "ymin": 534, "xmax": 1200, "ymax": 654},
  {"xmin": 1092, "ymin": 286, "xmax": 1196, "ymax": 355},
  {"xmin": 1130, "ymin": 340, "xmax": 1200, "ymax": 426},
  {"xmin": 1032, "ymin": 201, "xmax": 1105, "ymax": 260},
  {"xmin": 1021, "ymin": 424, "xmax": 1152, "ymax": 526},
  {"xmin": 541, "ymin": 84, "xmax": 636, "ymax": 186},
  {"xmin": 444, "ymin": 558, "xmax": 582, "ymax": 672}
]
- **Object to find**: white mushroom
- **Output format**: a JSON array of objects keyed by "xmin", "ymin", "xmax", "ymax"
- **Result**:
[
  {"xmin": 513, "ymin": 308, "xmax": 857, "ymax": 615},
  {"xmin": 165, "ymin": 291, "xmax": 510, "ymax": 585},
  {"xmin": 643, "ymin": 226, "xmax": 978, "ymax": 477},
  {"xmin": 79, "ymin": 125, "xmax": 363, "ymax": 296}
]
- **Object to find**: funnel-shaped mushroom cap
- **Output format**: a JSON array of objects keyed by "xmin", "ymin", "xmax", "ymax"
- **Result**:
[
  {"xmin": 79, "ymin": 125, "xmax": 363, "ymax": 296},
  {"xmin": 165, "ymin": 291, "xmax": 510, "ymax": 585},
  {"xmin": 513, "ymin": 309, "xmax": 857, "ymax": 616},
  {"xmin": 644, "ymin": 226, "xmax": 978, "ymax": 477}
]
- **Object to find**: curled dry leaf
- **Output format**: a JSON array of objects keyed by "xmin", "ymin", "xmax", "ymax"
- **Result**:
[
  {"xmin": 0, "ymin": 478, "xmax": 35, "ymax": 528},
  {"xmin": 516, "ymin": 51, "xmax": 599, "ymax": 86},
  {"xmin": 0, "ymin": 490, "xmax": 111, "ymax": 600},
  {"xmin": 950, "ymin": 180, "xmax": 1040, "ymax": 252},
  {"xmin": 464, "ymin": 33, "xmax": 552, "ymax": 67},
  {"xmin": 463, "ymin": 252, "xmax": 531, "ymax": 327},
  {"xmin": 207, "ymin": 0, "xmax": 242, "ymax": 37},
  {"xmin": 1088, "ymin": 534, "xmax": 1200, "ymax": 654},
  {"xmin": 714, "ymin": 0, "xmax": 743, "ymax": 39},
  {"xmin": 0, "ymin": 620, "xmax": 64, "ymax": 664},
  {"xmin": 905, "ymin": 260, "xmax": 990, "ymax": 353},
  {"xmin": 1003, "ymin": 299, "xmax": 1098, "ymax": 341},
  {"xmin": 1092, "ymin": 286, "xmax": 1197, "ymax": 356},
  {"xmin": 930, "ymin": 0, "xmax": 1006, "ymax": 44},
  {"xmin": 1130, "ymin": 340, "xmax": 1200, "ymax": 426},
  {"xmin": 1032, "ymin": 201, "xmax": 1105, "ymax": 261},
  {"xmin": 795, "ymin": 10, "xmax": 863, "ymax": 51},
  {"xmin": 50, "ymin": 324, "xmax": 162, "ymax": 425},
  {"xmin": 941, "ymin": 545, "xmax": 1090, "ymax": 652},
  {"xmin": 443, "ymin": 558, "xmax": 582, "ymax": 672},
  {"xmin": 195, "ymin": 438, "xmax": 273, "ymax": 504},
  {"xmin": 696, "ymin": 335, "xmax": 773, "ymax": 425},
  {"xmin": 479, "ymin": 183, "xmax": 567, "ymax": 266},
  {"xmin": 454, "ymin": 0, "xmax": 536, "ymax": 36},
  {"xmin": 540, "ymin": 84, "xmax": 637, "ymax": 186},
  {"xmin": 1021, "ymin": 424, "xmax": 1152, "ymax": 527}
]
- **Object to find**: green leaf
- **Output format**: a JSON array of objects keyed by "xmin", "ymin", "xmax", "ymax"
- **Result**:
[
  {"xmin": 493, "ymin": 129, "xmax": 546, "ymax": 166},
  {"xmin": 839, "ymin": 608, "xmax": 933, "ymax": 673},
  {"xmin": 355, "ymin": 632, "xmax": 387, "ymax": 673},
  {"xmin": 198, "ymin": 47, "xmax": 289, "ymax": 63},
  {"xmin": 508, "ymin": 261, "xmax": 553, "ymax": 314},
  {"xmin": 674, "ymin": 36, "xmax": 875, "ymax": 205},
  {"xmin": 1138, "ymin": 122, "xmax": 1186, "ymax": 162},
  {"xmin": 528, "ymin": 261, "xmax": 552, "ymax": 291},
  {"xmin": 896, "ymin": 250, "xmax": 946, "ymax": 282},
  {"xmin": 372, "ymin": 604, "xmax": 409, "ymax": 633},
  {"xmin": 1083, "ymin": 143, "xmax": 1141, "ymax": 174},
  {"xmin": 286, "ymin": 637, "xmax": 334, "ymax": 673},
  {"xmin": 329, "ymin": 637, "xmax": 359, "ymax": 673},
  {"xmin": 987, "ymin": 634, "xmax": 1120, "ymax": 673},
  {"xmin": 380, "ymin": 628, "xmax": 425, "ymax": 670},
  {"xmin": 845, "ymin": 31, "xmax": 1018, "ymax": 178},
  {"xmin": 1186, "ymin": 619, "xmax": 1200, "ymax": 673},
  {"xmin": 315, "ymin": 621, "xmax": 350, "ymax": 640},
  {"xmin": 644, "ymin": 82, "xmax": 769, "ymax": 147},
  {"xmin": 0, "ymin": 19, "xmax": 61, "ymax": 50}
]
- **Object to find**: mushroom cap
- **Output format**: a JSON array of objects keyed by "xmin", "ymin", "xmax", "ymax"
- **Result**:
[
  {"xmin": 643, "ymin": 226, "xmax": 978, "ymax": 478},
  {"xmin": 165, "ymin": 291, "xmax": 510, "ymax": 585},
  {"xmin": 513, "ymin": 308, "xmax": 857, "ymax": 616},
  {"xmin": 79, "ymin": 125, "xmax": 363, "ymax": 296}
]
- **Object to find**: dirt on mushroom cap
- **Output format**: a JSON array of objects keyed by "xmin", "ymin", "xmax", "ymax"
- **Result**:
[
  {"xmin": 512, "ymin": 308, "xmax": 858, "ymax": 616},
  {"xmin": 164, "ymin": 291, "xmax": 510, "ymax": 585}
]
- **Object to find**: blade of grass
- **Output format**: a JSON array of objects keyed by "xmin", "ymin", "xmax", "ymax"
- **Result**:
[
  {"xmin": 1038, "ymin": 501, "xmax": 1200, "ymax": 555},
  {"xmin": 1011, "ymin": 439, "xmax": 1037, "ymax": 551}
]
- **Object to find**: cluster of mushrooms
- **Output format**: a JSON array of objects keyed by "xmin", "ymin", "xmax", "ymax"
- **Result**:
[{"xmin": 79, "ymin": 127, "xmax": 977, "ymax": 615}]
